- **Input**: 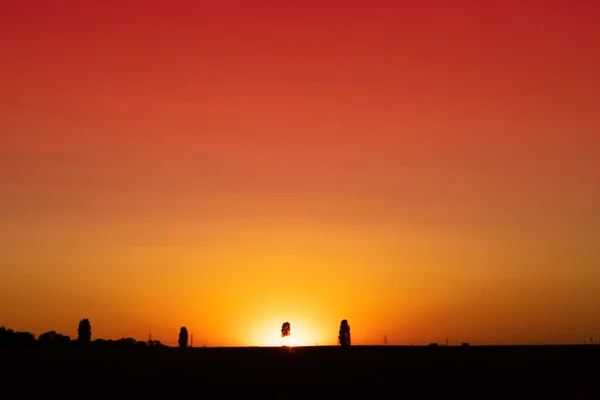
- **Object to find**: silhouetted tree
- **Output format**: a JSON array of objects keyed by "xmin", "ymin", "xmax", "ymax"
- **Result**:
[
  {"xmin": 338, "ymin": 320, "xmax": 351, "ymax": 347},
  {"xmin": 91, "ymin": 339, "xmax": 107, "ymax": 348},
  {"xmin": 178, "ymin": 327, "xmax": 188, "ymax": 348},
  {"xmin": 116, "ymin": 338, "xmax": 137, "ymax": 348},
  {"xmin": 38, "ymin": 331, "xmax": 71, "ymax": 348},
  {"xmin": 0, "ymin": 327, "xmax": 14, "ymax": 348},
  {"xmin": 281, "ymin": 322, "xmax": 291, "ymax": 339},
  {"xmin": 0, "ymin": 327, "xmax": 36, "ymax": 349},
  {"xmin": 15, "ymin": 331, "xmax": 36, "ymax": 348},
  {"xmin": 77, "ymin": 319, "xmax": 92, "ymax": 345}
]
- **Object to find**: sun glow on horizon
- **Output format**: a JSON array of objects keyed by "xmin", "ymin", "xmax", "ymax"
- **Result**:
[{"xmin": 250, "ymin": 318, "xmax": 327, "ymax": 347}]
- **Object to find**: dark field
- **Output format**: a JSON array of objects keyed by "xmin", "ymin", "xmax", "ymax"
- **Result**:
[{"xmin": 2, "ymin": 346, "xmax": 599, "ymax": 398}]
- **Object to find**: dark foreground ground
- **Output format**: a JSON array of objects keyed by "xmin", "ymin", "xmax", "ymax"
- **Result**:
[{"xmin": 1, "ymin": 345, "xmax": 599, "ymax": 398}]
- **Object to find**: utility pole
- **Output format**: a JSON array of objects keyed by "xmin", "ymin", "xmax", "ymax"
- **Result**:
[
  {"xmin": 384, "ymin": 334, "xmax": 388, "ymax": 346},
  {"xmin": 191, "ymin": 334, "xmax": 194, "ymax": 348}
]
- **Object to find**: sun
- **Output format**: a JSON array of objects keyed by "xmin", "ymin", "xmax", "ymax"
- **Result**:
[{"xmin": 281, "ymin": 335, "xmax": 292, "ymax": 347}]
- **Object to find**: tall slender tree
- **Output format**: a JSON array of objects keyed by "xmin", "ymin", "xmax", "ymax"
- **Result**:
[
  {"xmin": 338, "ymin": 320, "xmax": 351, "ymax": 347},
  {"xmin": 178, "ymin": 327, "xmax": 189, "ymax": 348},
  {"xmin": 77, "ymin": 319, "xmax": 92, "ymax": 345}
]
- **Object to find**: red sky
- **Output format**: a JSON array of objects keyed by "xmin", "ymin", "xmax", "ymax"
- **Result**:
[{"xmin": 1, "ymin": 0, "xmax": 599, "ymax": 346}]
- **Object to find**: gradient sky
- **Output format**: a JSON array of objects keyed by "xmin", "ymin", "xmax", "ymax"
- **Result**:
[{"xmin": 1, "ymin": 0, "xmax": 599, "ymax": 346}]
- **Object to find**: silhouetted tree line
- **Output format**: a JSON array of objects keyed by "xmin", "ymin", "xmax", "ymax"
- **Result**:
[{"xmin": 0, "ymin": 319, "xmax": 164, "ymax": 350}]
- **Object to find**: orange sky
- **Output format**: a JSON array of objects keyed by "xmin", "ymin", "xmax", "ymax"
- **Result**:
[{"xmin": 1, "ymin": 0, "xmax": 599, "ymax": 346}]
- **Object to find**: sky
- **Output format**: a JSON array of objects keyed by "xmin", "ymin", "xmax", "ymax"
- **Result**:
[{"xmin": 1, "ymin": 0, "xmax": 599, "ymax": 347}]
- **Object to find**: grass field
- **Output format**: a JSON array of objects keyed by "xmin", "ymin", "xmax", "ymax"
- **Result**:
[{"xmin": 2, "ymin": 345, "xmax": 598, "ymax": 398}]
